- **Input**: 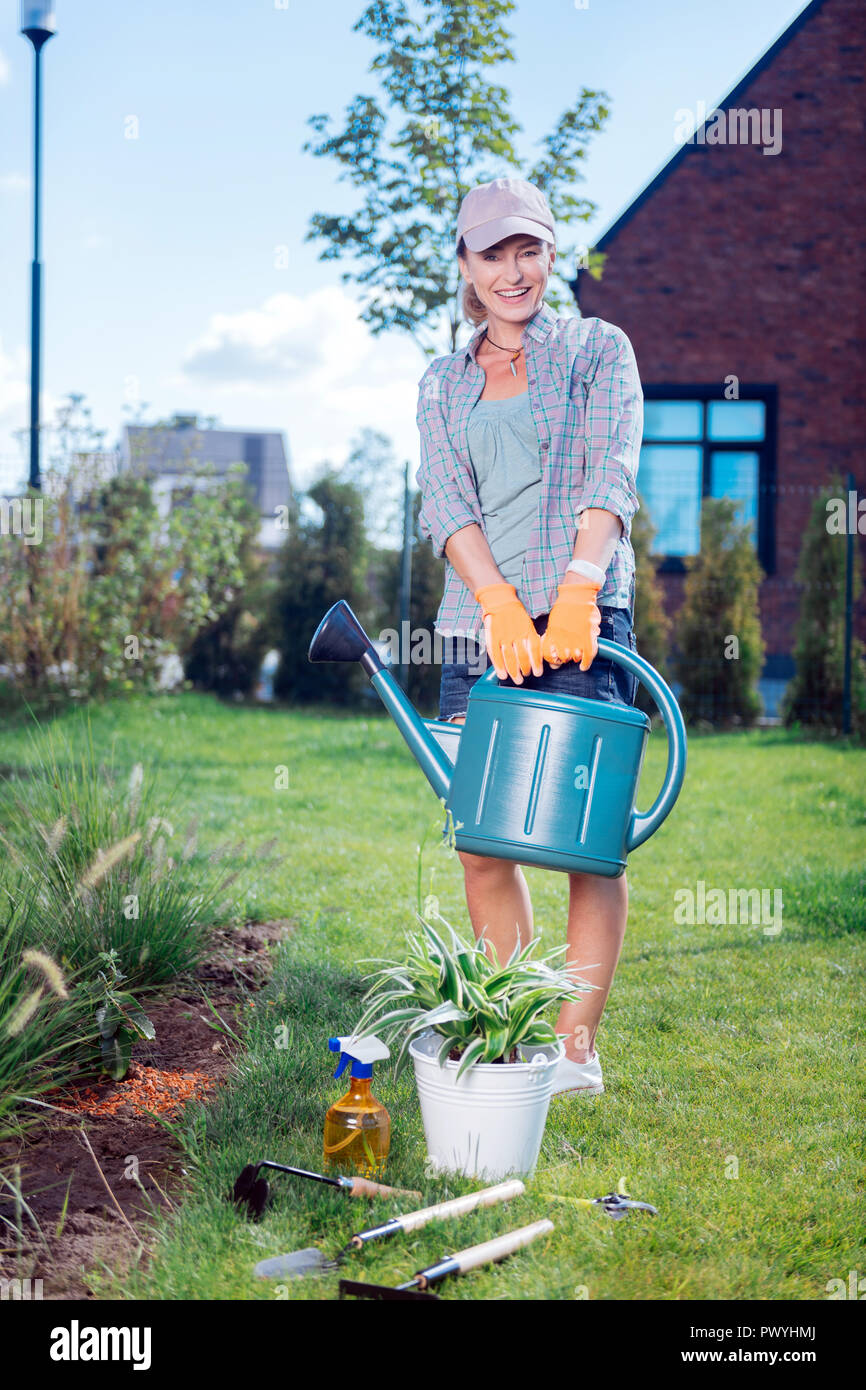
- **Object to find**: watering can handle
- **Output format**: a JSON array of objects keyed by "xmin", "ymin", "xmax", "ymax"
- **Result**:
[{"xmin": 477, "ymin": 636, "xmax": 686, "ymax": 851}]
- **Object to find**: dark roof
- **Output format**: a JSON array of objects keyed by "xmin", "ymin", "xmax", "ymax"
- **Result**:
[{"xmin": 122, "ymin": 423, "xmax": 291, "ymax": 516}]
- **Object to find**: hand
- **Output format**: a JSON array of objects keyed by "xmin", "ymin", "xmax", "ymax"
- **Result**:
[
  {"xmin": 541, "ymin": 579, "xmax": 602, "ymax": 671},
  {"xmin": 474, "ymin": 582, "xmax": 544, "ymax": 683}
]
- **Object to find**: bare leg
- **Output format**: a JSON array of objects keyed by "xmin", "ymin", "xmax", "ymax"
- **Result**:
[
  {"xmin": 448, "ymin": 713, "xmax": 533, "ymax": 965},
  {"xmin": 457, "ymin": 849, "xmax": 534, "ymax": 966},
  {"xmin": 556, "ymin": 872, "xmax": 628, "ymax": 1062}
]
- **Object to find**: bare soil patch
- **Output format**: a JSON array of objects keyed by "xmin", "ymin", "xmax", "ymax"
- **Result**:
[{"xmin": 0, "ymin": 920, "xmax": 291, "ymax": 1299}]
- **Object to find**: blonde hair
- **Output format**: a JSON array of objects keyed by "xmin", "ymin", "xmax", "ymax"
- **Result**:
[
  {"xmin": 457, "ymin": 237, "xmax": 489, "ymax": 326},
  {"xmin": 457, "ymin": 235, "xmax": 554, "ymax": 326}
]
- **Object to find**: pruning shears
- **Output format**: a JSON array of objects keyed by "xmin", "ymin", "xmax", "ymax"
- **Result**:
[
  {"xmin": 587, "ymin": 1190, "xmax": 659, "ymax": 1220},
  {"xmin": 543, "ymin": 1175, "xmax": 659, "ymax": 1220}
]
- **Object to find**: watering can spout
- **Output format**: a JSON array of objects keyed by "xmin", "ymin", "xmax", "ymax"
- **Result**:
[
  {"xmin": 308, "ymin": 602, "xmax": 453, "ymax": 804},
  {"xmin": 306, "ymin": 599, "xmax": 381, "ymax": 674}
]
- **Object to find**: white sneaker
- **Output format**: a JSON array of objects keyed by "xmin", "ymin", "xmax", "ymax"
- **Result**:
[{"xmin": 551, "ymin": 1050, "xmax": 604, "ymax": 1097}]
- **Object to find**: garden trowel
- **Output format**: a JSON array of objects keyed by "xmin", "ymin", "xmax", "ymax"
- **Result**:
[{"xmin": 253, "ymin": 1177, "xmax": 525, "ymax": 1279}]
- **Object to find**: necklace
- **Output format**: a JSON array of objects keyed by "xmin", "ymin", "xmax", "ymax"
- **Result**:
[{"xmin": 483, "ymin": 330, "xmax": 524, "ymax": 377}]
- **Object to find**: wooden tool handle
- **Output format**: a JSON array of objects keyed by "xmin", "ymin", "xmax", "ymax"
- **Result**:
[
  {"xmin": 397, "ymin": 1179, "xmax": 525, "ymax": 1234},
  {"xmin": 347, "ymin": 1176, "xmax": 422, "ymax": 1200},
  {"xmin": 451, "ymin": 1219, "xmax": 554, "ymax": 1274}
]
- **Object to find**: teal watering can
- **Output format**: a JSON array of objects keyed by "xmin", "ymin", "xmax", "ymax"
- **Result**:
[{"xmin": 308, "ymin": 601, "xmax": 687, "ymax": 878}]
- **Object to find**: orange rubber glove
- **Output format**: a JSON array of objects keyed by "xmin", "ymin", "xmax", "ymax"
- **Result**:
[
  {"xmin": 540, "ymin": 579, "xmax": 602, "ymax": 671},
  {"xmin": 475, "ymin": 582, "xmax": 544, "ymax": 683}
]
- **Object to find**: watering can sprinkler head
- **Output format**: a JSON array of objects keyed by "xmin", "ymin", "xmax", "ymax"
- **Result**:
[
  {"xmin": 308, "ymin": 599, "xmax": 384, "ymax": 676},
  {"xmin": 308, "ymin": 600, "xmax": 687, "ymax": 879}
]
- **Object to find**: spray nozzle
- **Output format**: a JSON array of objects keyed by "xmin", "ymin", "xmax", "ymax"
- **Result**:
[{"xmin": 328, "ymin": 1033, "xmax": 390, "ymax": 1080}]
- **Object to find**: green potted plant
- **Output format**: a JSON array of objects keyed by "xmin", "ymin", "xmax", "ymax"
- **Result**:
[{"xmin": 353, "ymin": 913, "xmax": 593, "ymax": 1179}]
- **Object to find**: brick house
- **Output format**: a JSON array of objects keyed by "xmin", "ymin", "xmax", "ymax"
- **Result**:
[{"xmin": 571, "ymin": 0, "xmax": 865, "ymax": 714}]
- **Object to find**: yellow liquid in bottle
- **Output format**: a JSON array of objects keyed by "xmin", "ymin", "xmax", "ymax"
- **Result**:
[{"xmin": 323, "ymin": 1075, "xmax": 390, "ymax": 1177}]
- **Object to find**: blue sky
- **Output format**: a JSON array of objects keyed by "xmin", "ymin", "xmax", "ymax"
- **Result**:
[{"xmin": 0, "ymin": 0, "xmax": 812, "ymax": 497}]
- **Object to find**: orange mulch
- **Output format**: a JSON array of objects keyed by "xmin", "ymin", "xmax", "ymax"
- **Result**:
[{"xmin": 54, "ymin": 1064, "xmax": 215, "ymax": 1119}]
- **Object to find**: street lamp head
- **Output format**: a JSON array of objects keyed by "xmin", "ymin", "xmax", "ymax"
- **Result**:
[{"xmin": 20, "ymin": 2, "xmax": 57, "ymax": 43}]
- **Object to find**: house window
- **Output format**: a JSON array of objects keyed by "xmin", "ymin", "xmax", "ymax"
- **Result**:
[
  {"xmin": 638, "ymin": 445, "xmax": 702, "ymax": 555},
  {"xmin": 639, "ymin": 388, "xmax": 776, "ymax": 572}
]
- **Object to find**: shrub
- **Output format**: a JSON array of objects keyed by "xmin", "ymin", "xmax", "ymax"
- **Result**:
[
  {"xmin": 631, "ymin": 496, "xmax": 672, "ymax": 714},
  {"xmin": 673, "ymin": 497, "xmax": 765, "ymax": 726},
  {"xmin": 781, "ymin": 475, "xmax": 866, "ymax": 737},
  {"xmin": 0, "ymin": 451, "xmax": 258, "ymax": 710}
]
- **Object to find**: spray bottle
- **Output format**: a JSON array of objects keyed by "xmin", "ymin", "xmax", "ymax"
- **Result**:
[{"xmin": 324, "ymin": 1035, "xmax": 391, "ymax": 1177}]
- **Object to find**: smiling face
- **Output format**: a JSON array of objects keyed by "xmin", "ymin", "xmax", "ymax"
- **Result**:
[{"xmin": 458, "ymin": 232, "xmax": 555, "ymax": 330}]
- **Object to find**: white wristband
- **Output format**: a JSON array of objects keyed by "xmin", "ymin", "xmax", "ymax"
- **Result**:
[{"xmin": 566, "ymin": 558, "xmax": 606, "ymax": 585}]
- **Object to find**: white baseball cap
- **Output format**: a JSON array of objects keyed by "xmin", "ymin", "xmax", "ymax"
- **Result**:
[{"xmin": 456, "ymin": 177, "xmax": 556, "ymax": 252}]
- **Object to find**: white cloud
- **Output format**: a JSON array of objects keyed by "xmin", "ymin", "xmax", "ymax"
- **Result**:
[
  {"xmin": 182, "ymin": 286, "xmax": 376, "ymax": 388},
  {"xmin": 174, "ymin": 285, "xmax": 435, "ymax": 488},
  {"xmin": 0, "ymin": 51, "xmax": 10, "ymax": 86},
  {"xmin": 0, "ymin": 172, "xmax": 30, "ymax": 194}
]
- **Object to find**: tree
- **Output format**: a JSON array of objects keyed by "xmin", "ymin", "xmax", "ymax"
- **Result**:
[
  {"xmin": 271, "ymin": 474, "xmax": 371, "ymax": 704},
  {"xmin": 301, "ymin": 0, "xmax": 611, "ymax": 357},
  {"xmin": 781, "ymin": 475, "xmax": 866, "ymax": 737},
  {"xmin": 630, "ymin": 496, "xmax": 672, "ymax": 714},
  {"xmin": 374, "ymin": 490, "xmax": 445, "ymax": 713},
  {"xmin": 673, "ymin": 498, "xmax": 764, "ymax": 727},
  {"xmin": 341, "ymin": 426, "xmax": 404, "ymax": 547},
  {"xmin": 181, "ymin": 485, "xmax": 273, "ymax": 698}
]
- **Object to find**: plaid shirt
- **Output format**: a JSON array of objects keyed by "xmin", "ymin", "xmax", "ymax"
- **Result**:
[{"xmin": 415, "ymin": 299, "xmax": 642, "ymax": 643}]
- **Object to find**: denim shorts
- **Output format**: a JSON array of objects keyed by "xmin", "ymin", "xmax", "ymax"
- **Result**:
[{"xmin": 437, "ymin": 606, "xmax": 639, "ymax": 721}]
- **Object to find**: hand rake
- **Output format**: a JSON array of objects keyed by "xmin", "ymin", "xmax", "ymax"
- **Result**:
[{"xmin": 230, "ymin": 1160, "xmax": 421, "ymax": 1221}]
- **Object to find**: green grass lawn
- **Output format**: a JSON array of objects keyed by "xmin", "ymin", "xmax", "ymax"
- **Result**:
[{"xmin": 1, "ymin": 693, "xmax": 863, "ymax": 1300}]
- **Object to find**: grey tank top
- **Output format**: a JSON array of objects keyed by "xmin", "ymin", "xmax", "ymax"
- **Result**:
[{"xmin": 466, "ymin": 390, "xmax": 542, "ymax": 592}]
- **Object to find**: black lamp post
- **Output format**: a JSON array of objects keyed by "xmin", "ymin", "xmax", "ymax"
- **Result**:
[{"xmin": 20, "ymin": 2, "xmax": 57, "ymax": 492}]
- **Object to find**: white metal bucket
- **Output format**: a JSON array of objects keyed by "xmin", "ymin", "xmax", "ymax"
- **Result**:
[{"xmin": 409, "ymin": 1031, "xmax": 563, "ymax": 1180}]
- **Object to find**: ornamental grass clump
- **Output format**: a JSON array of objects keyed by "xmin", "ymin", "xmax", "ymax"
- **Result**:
[
  {"xmin": 0, "ymin": 875, "xmax": 87, "ymax": 1143},
  {"xmin": 0, "ymin": 715, "xmax": 248, "ymax": 986},
  {"xmin": 354, "ymin": 914, "xmax": 593, "ymax": 1080}
]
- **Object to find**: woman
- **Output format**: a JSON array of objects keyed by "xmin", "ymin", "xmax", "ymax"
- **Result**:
[{"xmin": 415, "ymin": 176, "xmax": 643, "ymax": 1098}]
